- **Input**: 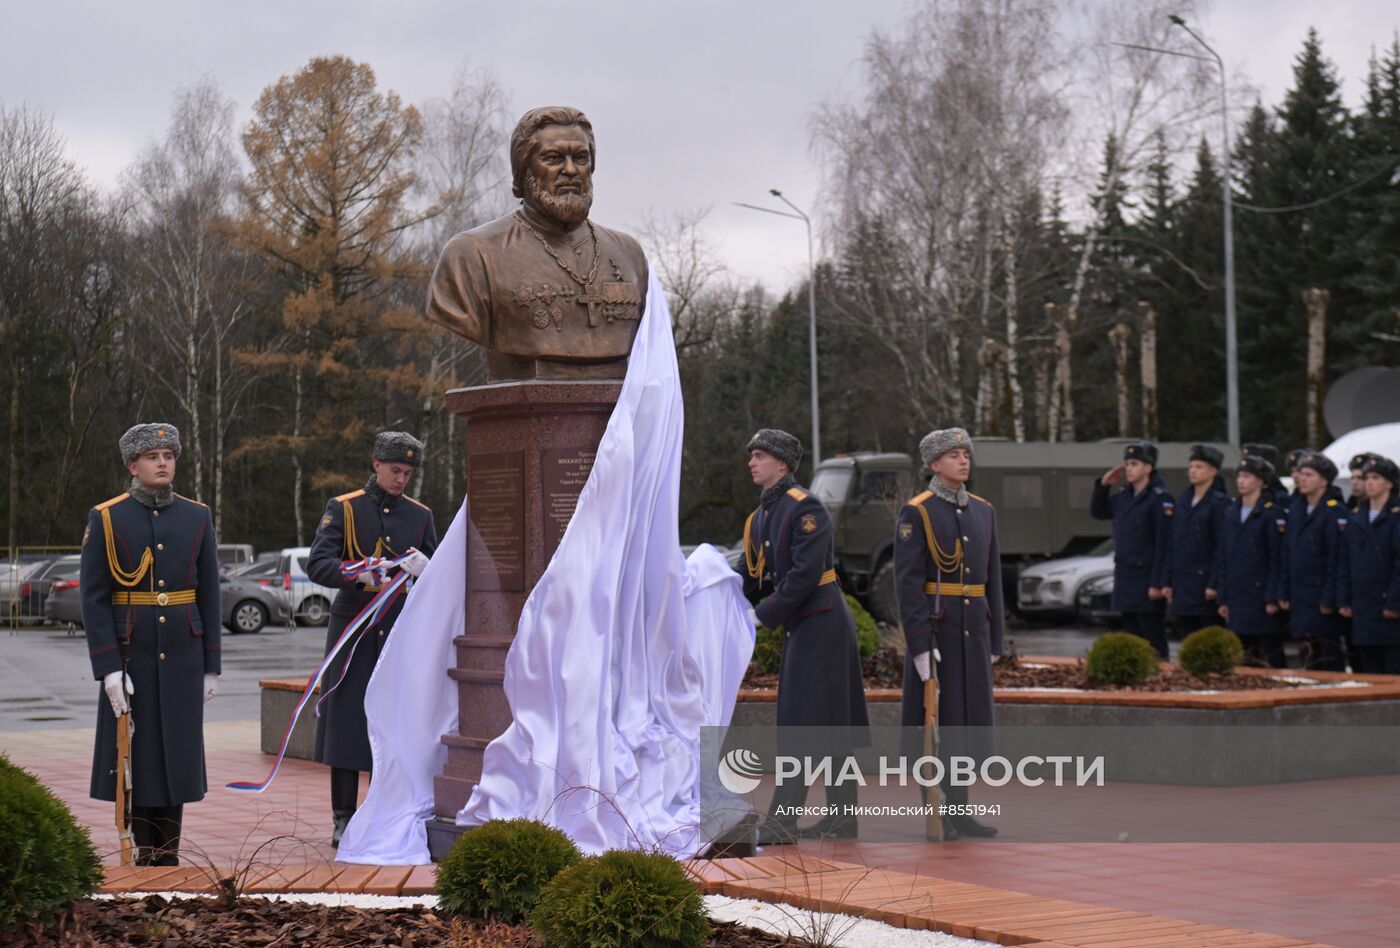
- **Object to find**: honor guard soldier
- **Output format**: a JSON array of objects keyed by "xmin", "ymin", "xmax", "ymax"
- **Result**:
[
  {"xmin": 1243, "ymin": 443, "xmax": 1291, "ymax": 505},
  {"xmin": 1278, "ymin": 453, "xmax": 1348, "ymax": 670},
  {"xmin": 894, "ymin": 427, "xmax": 1004, "ymax": 841},
  {"xmin": 1338, "ymin": 455, "xmax": 1400, "ymax": 674},
  {"xmin": 309, "ymin": 431, "xmax": 438, "ymax": 846},
  {"xmin": 740, "ymin": 429, "xmax": 869, "ymax": 843},
  {"xmin": 1346, "ymin": 453, "xmax": 1377, "ymax": 512},
  {"xmin": 1164, "ymin": 444, "xmax": 1229, "ymax": 635},
  {"xmin": 1091, "ymin": 441, "xmax": 1174, "ymax": 658},
  {"xmin": 1216, "ymin": 455, "xmax": 1287, "ymax": 667},
  {"xmin": 82, "ymin": 423, "xmax": 221, "ymax": 866}
]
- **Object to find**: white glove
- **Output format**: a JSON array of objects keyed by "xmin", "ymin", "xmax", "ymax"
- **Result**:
[
  {"xmin": 203, "ymin": 674, "xmax": 219, "ymax": 704},
  {"xmin": 353, "ymin": 557, "xmax": 385, "ymax": 586},
  {"xmin": 103, "ymin": 670, "xmax": 133, "ymax": 716},
  {"xmin": 746, "ymin": 608, "xmax": 759, "ymax": 627},
  {"xmin": 400, "ymin": 549, "xmax": 430, "ymax": 577},
  {"xmin": 913, "ymin": 648, "xmax": 943, "ymax": 682}
]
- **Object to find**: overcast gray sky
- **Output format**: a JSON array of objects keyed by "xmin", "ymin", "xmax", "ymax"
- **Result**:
[{"xmin": 2, "ymin": 1, "xmax": 1392, "ymax": 293}]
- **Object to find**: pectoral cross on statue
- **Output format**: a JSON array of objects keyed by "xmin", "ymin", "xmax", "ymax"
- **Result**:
[{"xmin": 576, "ymin": 286, "xmax": 608, "ymax": 327}]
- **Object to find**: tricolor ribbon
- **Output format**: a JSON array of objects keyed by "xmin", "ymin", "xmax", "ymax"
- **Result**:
[{"xmin": 225, "ymin": 550, "xmax": 421, "ymax": 793}]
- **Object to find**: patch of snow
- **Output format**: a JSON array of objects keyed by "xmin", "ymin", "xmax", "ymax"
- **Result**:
[{"xmin": 704, "ymin": 894, "xmax": 995, "ymax": 946}]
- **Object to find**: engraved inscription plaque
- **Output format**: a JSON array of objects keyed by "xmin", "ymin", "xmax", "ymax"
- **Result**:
[
  {"xmin": 467, "ymin": 451, "xmax": 525, "ymax": 592},
  {"xmin": 541, "ymin": 447, "xmax": 597, "ymax": 561}
]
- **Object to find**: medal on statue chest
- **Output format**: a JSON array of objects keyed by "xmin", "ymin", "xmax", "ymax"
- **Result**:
[{"xmin": 512, "ymin": 213, "xmax": 641, "ymax": 332}]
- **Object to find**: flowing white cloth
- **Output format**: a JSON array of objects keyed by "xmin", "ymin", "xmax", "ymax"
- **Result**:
[{"xmin": 337, "ymin": 268, "xmax": 754, "ymax": 864}]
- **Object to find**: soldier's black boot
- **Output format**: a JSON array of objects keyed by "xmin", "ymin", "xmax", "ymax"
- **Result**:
[
  {"xmin": 131, "ymin": 806, "xmax": 158, "ymax": 865},
  {"xmin": 152, "ymin": 805, "xmax": 184, "ymax": 866},
  {"xmin": 799, "ymin": 771, "xmax": 859, "ymax": 839},
  {"xmin": 757, "ymin": 776, "xmax": 806, "ymax": 845},
  {"xmin": 330, "ymin": 767, "xmax": 359, "ymax": 848}
]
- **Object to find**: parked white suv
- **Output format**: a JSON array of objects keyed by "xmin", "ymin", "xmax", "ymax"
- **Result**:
[
  {"xmin": 276, "ymin": 546, "xmax": 339, "ymax": 626},
  {"xmin": 1016, "ymin": 539, "xmax": 1114, "ymax": 619}
]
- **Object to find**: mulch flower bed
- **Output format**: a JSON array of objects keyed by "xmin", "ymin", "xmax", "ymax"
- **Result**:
[
  {"xmin": 742, "ymin": 646, "xmax": 1310, "ymax": 693},
  {"xmin": 10, "ymin": 895, "xmax": 806, "ymax": 947}
]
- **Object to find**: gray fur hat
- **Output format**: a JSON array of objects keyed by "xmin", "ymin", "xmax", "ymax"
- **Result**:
[
  {"xmin": 120, "ymin": 423, "xmax": 181, "ymax": 464},
  {"xmin": 374, "ymin": 430, "xmax": 425, "ymax": 467},
  {"xmin": 919, "ymin": 427, "xmax": 973, "ymax": 465},
  {"xmin": 746, "ymin": 428, "xmax": 802, "ymax": 472}
]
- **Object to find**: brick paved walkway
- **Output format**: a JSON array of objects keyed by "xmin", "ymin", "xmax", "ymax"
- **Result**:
[{"xmin": 5, "ymin": 722, "xmax": 1398, "ymax": 946}]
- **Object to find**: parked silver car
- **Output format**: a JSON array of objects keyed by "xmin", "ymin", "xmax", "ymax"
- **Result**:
[
  {"xmin": 1016, "ymin": 539, "xmax": 1113, "ymax": 619},
  {"xmin": 221, "ymin": 569, "xmax": 291, "ymax": 634},
  {"xmin": 41, "ymin": 556, "xmax": 86, "ymax": 626}
]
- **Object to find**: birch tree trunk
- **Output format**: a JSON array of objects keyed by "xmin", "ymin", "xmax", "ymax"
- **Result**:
[
  {"xmin": 1303, "ymin": 288, "xmax": 1328, "ymax": 447},
  {"xmin": 1001, "ymin": 203, "xmax": 1026, "ymax": 441},
  {"xmin": 1109, "ymin": 322, "xmax": 1132, "ymax": 437},
  {"xmin": 292, "ymin": 360, "xmax": 305, "ymax": 547},
  {"xmin": 1138, "ymin": 302, "xmax": 1158, "ymax": 441}
]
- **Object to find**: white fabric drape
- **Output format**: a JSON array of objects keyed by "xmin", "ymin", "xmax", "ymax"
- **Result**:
[{"xmin": 337, "ymin": 267, "xmax": 754, "ymax": 864}]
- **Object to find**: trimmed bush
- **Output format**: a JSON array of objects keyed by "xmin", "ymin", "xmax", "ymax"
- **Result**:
[
  {"xmin": 531, "ymin": 850, "xmax": 711, "ymax": 948},
  {"xmin": 0, "ymin": 754, "xmax": 102, "ymax": 932},
  {"xmin": 436, "ymin": 818, "xmax": 582, "ymax": 922},
  {"xmin": 1179, "ymin": 625, "xmax": 1244, "ymax": 678},
  {"xmin": 1084, "ymin": 632, "xmax": 1160, "ymax": 686},
  {"xmin": 753, "ymin": 594, "xmax": 879, "ymax": 677}
]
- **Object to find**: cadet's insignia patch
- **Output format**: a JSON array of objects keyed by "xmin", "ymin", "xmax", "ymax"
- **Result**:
[
  {"xmin": 1164, "ymin": 505, "xmax": 1174, "ymax": 517},
  {"xmin": 82, "ymin": 524, "xmax": 91, "ymax": 547},
  {"xmin": 1337, "ymin": 519, "xmax": 1348, "ymax": 531},
  {"xmin": 800, "ymin": 513, "xmax": 818, "ymax": 534},
  {"xmin": 899, "ymin": 522, "xmax": 914, "ymax": 541},
  {"xmin": 321, "ymin": 514, "xmax": 332, "ymax": 528}
]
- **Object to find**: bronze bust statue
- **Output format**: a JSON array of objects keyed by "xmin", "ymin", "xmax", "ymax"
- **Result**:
[{"xmin": 425, "ymin": 106, "xmax": 649, "ymax": 380}]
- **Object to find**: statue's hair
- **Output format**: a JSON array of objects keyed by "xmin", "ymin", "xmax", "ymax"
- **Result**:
[{"xmin": 510, "ymin": 106, "xmax": 595, "ymax": 199}]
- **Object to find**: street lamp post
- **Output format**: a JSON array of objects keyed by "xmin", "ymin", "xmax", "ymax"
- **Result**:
[
  {"xmin": 733, "ymin": 190, "xmax": 822, "ymax": 465},
  {"xmin": 1170, "ymin": 15, "xmax": 1239, "ymax": 447},
  {"xmin": 1116, "ymin": 18, "xmax": 1238, "ymax": 446}
]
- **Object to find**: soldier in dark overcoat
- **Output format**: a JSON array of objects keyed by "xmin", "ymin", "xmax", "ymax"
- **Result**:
[
  {"xmin": 1338, "ymin": 455, "xmax": 1400, "ymax": 674},
  {"xmin": 1278, "ymin": 452, "xmax": 1347, "ymax": 670},
  {"xmin": 893, "ymin": 427, "xmax": 1004, "ymax": 840},
  {"xmin": 1164, "ymin": 444, "xmax": 1229, "ymax": 635},
  {"xmin": 1215, "ymin": 455, "xmax": 1286, "ymax": 667},
  {"xmin": 740, "ymin": 428, "xmax": 869, "ymax": 843},
  {"xmin": 82, "ymin": 423, "xmax": 222, "ymax": 866},
  {"xmin": 1346, "ymin": 453, "xmax": 1376, "ymax": 513},
  {"xmin": 309, "ymin": 431, "xmax": 438, "ymax": 845},
  {"xmin": 1244, "ymin": 443, "xmax": 1292, "ymax": 506},
  {"xmin": 1090, "ymin": 441, "xmax": 1174, "ymax": 658}
]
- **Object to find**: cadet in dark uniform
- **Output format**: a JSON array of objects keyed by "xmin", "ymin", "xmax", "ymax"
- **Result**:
[
  {"xmin": 1338, "ymin": 455, "xmax": 1400, "ymax": 674},
  {"xmin": 1215, "ymin": 455, "xmax": 1286, "ymax": 667},
  {"xmin": 82, "ymin": 423, "xmax": 221, "ymax": 866},
  {"xmin": 894, "ymin": 427, "xmax": 1004, "ymax": 840},
  {"xmin": 1243, "ymin": 443, "xmax": 1291, "ymax": 505},
  {"xmin": 1091, "ymin": 442, "xmax": 1174, "ymax": 658},
  {"xmin": 1346, "ymin": 453, "xmax": 1376, "ymax": 513},
  {"xmin": 1278, "ymin": 453, "xmax": 1347, "ymax": 670},
  {"xmin": 740, "ymin": 429, "xmax": 869, "ymax": 843},
  {"xmin": 309, "ymin": 432, "xmax": 438, "ymax": 845},
  {"xmin": 1164, "ymin": 444, "xmax": 1228, "ymax": 635}
]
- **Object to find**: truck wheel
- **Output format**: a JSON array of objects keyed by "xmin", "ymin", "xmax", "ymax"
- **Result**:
[{"xmin": 868, "ymin": 560, "xmax": 900, "ymax": 625}]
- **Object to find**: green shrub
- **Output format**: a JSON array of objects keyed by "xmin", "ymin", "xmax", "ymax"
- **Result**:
[
  {"xmin": 1179, "ymin": 625, "xmax": 1243, "ymax": 678},
  {"xmin": 0, "ymin": 754, "xmax": 102, "ymax": 932},
  {"xmin": 1084, "ymin": 632, "xmax": 1160, "ymax": 686},
  {"xmin": 532, "ymin": 850, "xmax": 711, "ymax": 948},
  {"xmin": 752, "ymin": 594, "xmax": 879, "ymax": 677},
  {"xmin": 436, "ymin": 818, "xmax": 581, "ymax": 922}
]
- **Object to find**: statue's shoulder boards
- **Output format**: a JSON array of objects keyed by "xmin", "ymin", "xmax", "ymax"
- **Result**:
[
  {"xmin": 96, "ymin": 492, "xmax": 130, "ymax": 511},
  {"xmin": 334, "ymin": 489, "xmax": 366, "ymax": 503},
  {"xmin": 786, "ymin": 487, "xmax": 808, "ymax": 502}
]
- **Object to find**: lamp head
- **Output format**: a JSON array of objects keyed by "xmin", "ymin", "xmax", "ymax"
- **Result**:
[
  {"xmin": 769, "ymin": 188, "xmax": 782, "ymax": 197},
  {"xmin": 1168, "ymin": 14, "xmax": 1186, "ymax": 26}
]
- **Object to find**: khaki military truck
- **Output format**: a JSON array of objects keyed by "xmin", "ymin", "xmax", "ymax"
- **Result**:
[{"xmin": 809, "ymin": 440, "xmax": 1241, "ymax": 623}]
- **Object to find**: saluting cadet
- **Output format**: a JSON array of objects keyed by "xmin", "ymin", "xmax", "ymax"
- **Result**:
[
  {"xmin": 1164, "ymin": 444, "xmax": 1229, "ymax": 635},
  {"xmin": 1278, "ymin": 453, "xmax": 1347, "ymax": 670},
  {"xmin": 82, "ymin": 423, "xmax": 221, "ymax": 866},
  {"xmin": 310, "ymin": 432, "xmax": 437, "ymax": 846},
  {"xmin": 894, "ymin": 427, "xmax": 1004, "ymax": 841},
  {"xmin": 1215, "ymin": 455, "xmax": 1286, "ymax": 667},
  {"xmin": 1091, "ymin": 441, "xmax": 1174, "ymax": 659},
  {"xmin": 1338, "ymin": 456, "xmax": 1400, "ymax": 675},
  {"xmin": 741, "ymin": 429, "xmax": 869, "ymax": 843},
  {"xmin": 1244, "ymin": 443, "xmax": 1291, "ymax": 505},
  {"xmin": 1346, "ymin": 453, "xmax": 1376, "ymax": 513}
]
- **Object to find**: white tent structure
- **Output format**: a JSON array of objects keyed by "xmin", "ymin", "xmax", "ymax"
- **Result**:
[{"xmin": 1321, "ymin": 422, "xmax": 1400, "ymax": 492}]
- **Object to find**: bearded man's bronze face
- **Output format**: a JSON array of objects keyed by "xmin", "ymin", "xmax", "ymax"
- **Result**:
[{"xmin": 523, "ymin": 124, "xmax": 594, "ymax": 226}]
